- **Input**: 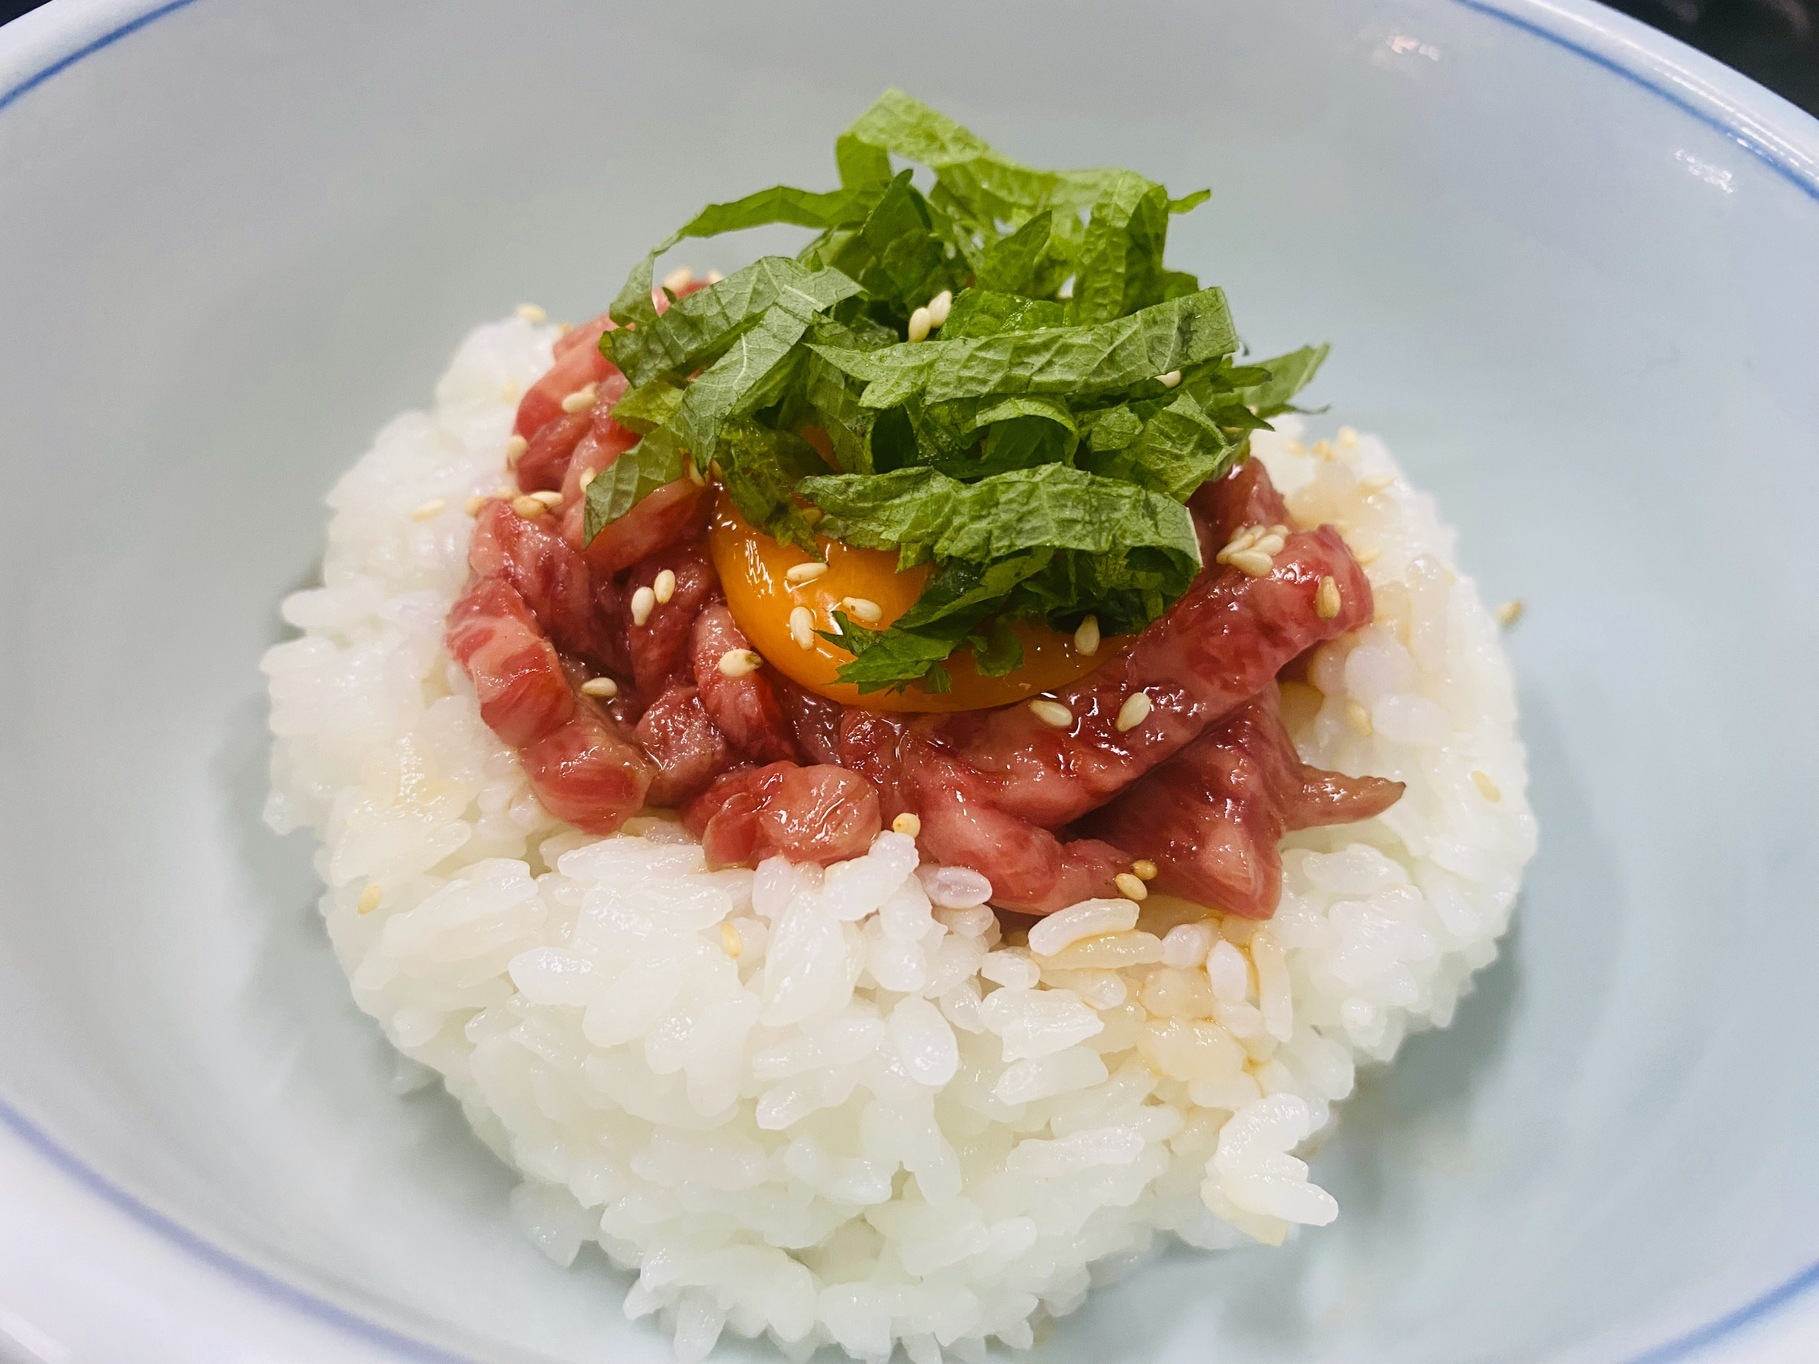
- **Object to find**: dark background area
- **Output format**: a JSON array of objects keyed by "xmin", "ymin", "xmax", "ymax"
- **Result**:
[
  {"xmin": 1608, "ymin": 0, "xmax": 1818, "ymax": 110},
  {"xmin": 0, "ymin": 0, "xmax": 1814, "ymax": 112}
]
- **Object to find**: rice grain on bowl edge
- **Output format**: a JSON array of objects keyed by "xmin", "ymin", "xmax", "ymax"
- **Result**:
[{"xmin": 262, "ymin": 316, "xmax": 1536, "ymax": 1363}]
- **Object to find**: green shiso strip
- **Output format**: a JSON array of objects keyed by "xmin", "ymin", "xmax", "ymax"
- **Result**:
[{"xmin": 585, "ymin": 90, "xmax": 1327, "ymax": 693}]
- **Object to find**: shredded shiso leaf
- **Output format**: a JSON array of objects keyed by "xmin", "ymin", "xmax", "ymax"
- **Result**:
[{"xmin": 587, "ymin": 90, "xmax": 1327, "ymax": 692}]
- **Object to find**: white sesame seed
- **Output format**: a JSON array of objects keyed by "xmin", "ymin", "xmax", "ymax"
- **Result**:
[
  {"xmin": 718, "ymin": 648, "xmax": 764, "ymax": 678},
  {"xmin": 1337, "ymin": 426, "xmax": 1359, "ymax": 449},
  {"xmin": 531, "ymin": 489, "xmax": 565, "ymax": 508},
  {"xmin": 686, "ymin": 459, "xmax": 707, "ymax": 486},
  {"xmin": 356, "ymin": 884, "xmax": 382, "ymax": 915},
  {"xmin": 1073, "ymin": 614, "xmax": 1101, "ymax": 656},
  {"xmin": 785, "ymin": 562, "xmax": 829, "ymax": 585},
  {"xmin": 1311, "ymin": 438, "xmax": 1334, "ymax": 460},
  {"xmin": 1356, "ymin": 544, "xmax": 1382, "ymax": 567},
  {"xmin": 516, "ymin": 303, "xmax": 548, "ymax": 323},
  {"xmin": 1216, "ymin": 524, "xmax": 1272, "ymax": 568},
  {"xmin": 1495, "ymin": 598, "xmax": 1526, "ymax": 628},
  {"xmin": 630, "ymin": 586, "xmax": 656, "ymax": 627},
  {"xmin": 1157, "ymin": 370, "xmax": 1182, "ymax": 388},
  {"xmin": 501, "ymin": 378, "xmax": 521, "ymax": 401},
  {"xmin": 579, "ymin": 469, "xmax": 597, "ymax": 491},
  {"xmin": 1472, "ymin": 769, "xmax": 1502, "ymax": 802},
  {"xmin": 802, "ymin": 506, "xmax": 825, "ymax": 526},
  {"xmin": 580, "ymin": 676, "xmax": 619, "ymax": 699},
  {"xmin": 1028, "ymin": 698, "xmax": 1073, "ymax": 728},
  {"xmin": 1114, "ymin": 871, "xmax": 1149, "ymax": 901},
  {"xmin": 720, "ymin": 921, "xmax": 742, "ymax": 958},
  {"xmin": 1316, "ymin": 575, "xmax": 1342, "ymax": 620},
  {"xmin": 505, "ymin": 434, "xmax": 528, "ymax": 466},
  {"xmin": 907, "ymin": 306, "xmax": 933, "ymax": 343},
  {"xmin": 842, "ymin": 596, "xmax": 883, "ymax": 624},
  {"xmin": 926, "ymin": 290, "xmax": 953, "ymax": 327},
  {"xmin": 1228, "ymin": 549, "xmax": 1275, "ymax": 578},
  {"xmin": 511, "ymin": 494, "xmax": 547, "ymax": 519},
  {"xmin": 463, "ymin": 494, "xmax": 487, "ymax": 516},
  {"xmin": 892, "ymin": 812, "xmax": 923, "ymax": 838},
  {"xmin": 1115, "ymin": 691, "xmax": 1152, "ymax": 732},
  {"xmin": 703, "ymin": 269, "xmax": 724, "ymax": 284},
  {"xmin": 494, "ymin": 485, "xmax": 515, "ymax": 500},
  {"xmin": 788, "ymin": 606, "xmax": 815, "ymax": 649},
  {"xmin": 560, "ymin": 383, "xmax": 598, "ymax": 414},
  {"xmin": 661, "ymin": 265, "xmax": 696, "ymax": 293},
  {"xmin": 1360, "ymin": 473, "xmax": 1395, "ymax": 494},
  {"xmin": 653, "ymin": 569, "xmax": 677, "ymax": 605},
  {"xmin": 1132, "ymin": 859, "xmax": 1158, "ymax": 881},
  {"xmin": 409, "ymin": 498, "xmax": 446, "ymax": 521},
  {"xmin": 1345, "ymin": 699, "xmax": 1374, "ymax": 736}
]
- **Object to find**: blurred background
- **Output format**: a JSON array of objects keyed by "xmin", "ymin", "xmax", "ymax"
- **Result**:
[
  {"xmin": 1608, "ymin": 0, "xmax": 1817, "ymax": 109},
  {"xmin": 0, "ymin": 0, "xmax": 1814, "ymax": 114}
]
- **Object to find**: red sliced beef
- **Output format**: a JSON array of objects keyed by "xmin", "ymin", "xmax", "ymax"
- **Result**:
[
  {"xmin": 450, "ymin": 484, "xmax": 655, "ymax": 835},
  {"xmin": 907, "ymin": 529, "xmax": 1371, "ymax": 827},
  {"xmin": 1082, "ymin": 689, "xmax": 1405, "ymax": 918},
  {"xmin": 584, "ymin": 573, "xmax": 632, "ymax": 680},
  {"xmin": 575, "ymin": 477, "xmax": 713, "ymax": 577},
  {"xmin": 515, "ymin": 409, "xmax": 591, "ymax": 494},
  {"xmin": 774, "ymin": 678, "xmax": 846, "ymax": 766},
  {"xmin": 513, "ymin": 319, "xmax": 616, "ymax": 441},
  {"xmin": 512, "ymin": 276, "xmax": 703, "ymax": 446},
  {"xmin": 552, "ymin": 310, "xmax": 614, "ymax": 360},
  {"xmin": 836, "ymin": 710, "xmax": 911, "ymax": 820},
  {"xmin": 1190, "ymin": 455, "xmax": 1290, "ymax": 543},
  {"xmin": 683, "ymin": 763, "xmax": 881, "ymax": 870},
  {"xmin": 445, "ymin": 578, "xmax": 574, "ymax": 747},
  {"xmin": 1293, "ymin": 766, "xmax": 1408, "ymax": 827},
  {"xmin": 635, "ymin": 684, "xmax": 730, "ymax": 807},
  {"xmin": 899, "ymin": 462, "xmax": 1374, "ymax": 909},
  {"xmin": 625, "ymin": 545, "xmax": 719, "ymax": 699},
  {"xmin": 691, "ymin": 602, "xmax": 799, "ymax": 764},
  {"xmin": 900, "ymin": 736, "xmax": 1133, "ymax": 914},
  {"xmin": 518, "ymin": 701, "xmax": 654, "ymax": 835},
  {"xmin": 556, "ymin": 393, "xmax": 642, "ymax": 506},
  {"xmin": 468, "ymin": 500, "xmax": 611, "ymax": 670},
  {"xmin": 517, "ymin": 369, "xmax": 632, "ymax": 495}
]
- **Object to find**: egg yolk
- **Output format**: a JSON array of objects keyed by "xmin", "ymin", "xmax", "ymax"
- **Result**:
[{"xmin": 706, "ymin": 491, "xmax": 1118, "ymax": 712}]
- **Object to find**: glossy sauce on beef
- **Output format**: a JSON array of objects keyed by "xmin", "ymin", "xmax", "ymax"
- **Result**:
[{"xmin": 445, "ymin": 307, "xmax": 1402, "ymax": 919}]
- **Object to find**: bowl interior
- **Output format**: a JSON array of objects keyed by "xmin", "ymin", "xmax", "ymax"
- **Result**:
[{"xmin": 1, "ymin": 1, "xmax": 1817, "ymax": 1360}]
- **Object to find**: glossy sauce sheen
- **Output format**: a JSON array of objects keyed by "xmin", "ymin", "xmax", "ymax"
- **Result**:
[{"xmin": 444, "ymin": 312, "xmax": 1402, "ymax": 915}]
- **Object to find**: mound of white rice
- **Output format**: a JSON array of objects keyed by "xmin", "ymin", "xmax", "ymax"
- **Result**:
[{"xmin": 263, "ymin": 317, "xmax": 1535, "ymax": 1363}]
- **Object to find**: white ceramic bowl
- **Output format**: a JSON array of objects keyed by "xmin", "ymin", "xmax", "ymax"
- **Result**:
[{"xmin": 1, "ymin": 2, "xmax": 1816, "ymax": 1361}]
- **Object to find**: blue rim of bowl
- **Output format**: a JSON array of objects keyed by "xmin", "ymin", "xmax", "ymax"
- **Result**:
[
  {"xmin": 0, "ymin": 1, "xmax": 1815, "ymax": 1360},
  {"xmin": 0, "ymin": 1091, "xmax": 466, "ymax": 1362}
]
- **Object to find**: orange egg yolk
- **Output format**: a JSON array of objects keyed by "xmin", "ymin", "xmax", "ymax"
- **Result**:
[{"xmin": 706, "ymin": 491, "xmax": 1118, "ymax": 712}]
